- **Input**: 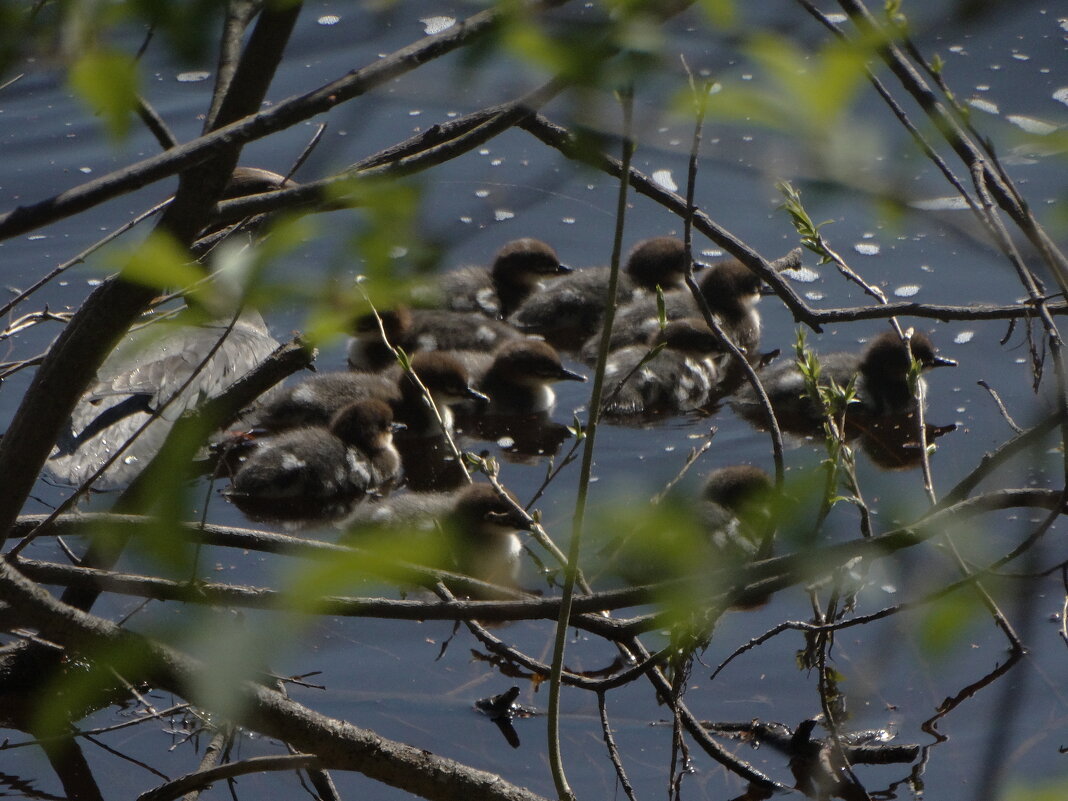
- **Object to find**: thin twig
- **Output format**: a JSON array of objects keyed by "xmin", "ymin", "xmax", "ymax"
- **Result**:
[{"xmin": 548, "ymin": 85, "xmax": 635, "ymax": 801}]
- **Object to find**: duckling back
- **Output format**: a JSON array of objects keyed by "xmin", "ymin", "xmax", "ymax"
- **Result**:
[
  {"xmin": 510, "ymin": 237, "xmax": 689, "ymax": 350},
  {"xmin": 600, "ymin": 319, "xmax": 723, "ymax": 418}
]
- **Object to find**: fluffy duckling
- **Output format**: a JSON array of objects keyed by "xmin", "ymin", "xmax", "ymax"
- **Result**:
[
  {"xmin": 445, "ymin": 483, "xmax": 529, "ymax": 591},
  {"xmin": 347, "ymin": 307, "xmax": 521, "ymax": 371},
  {"xmin": 701, "ymin": 465, "xmax": 777, "ymax": 608},
  {"xmin": 600, "ymin": 319, "xmax": 724, "ymax": 418},
  {"xmin": 700, "ymin": 465, "xmax": 775, "ymax": 561},
  {"xmin": 731, "ymin": 331, "xmax": 956, "ymax": 431},
  {"xmin": 438, "ymin": 238, "xmax": 570, "ymax": 319},
  {"xmin": 346, "ymin": 483, "xmax": 530, "ymax": 594},
  {"xmin": 584, "ymin": 259, "xmax": 763, "ymax": 361},
  {"xmin": 448, "ymin": 339, "xmax": 587, "ymax": 414},
  {"xmin": 258, "ymin": 351, "xmax": 487, "ymax": 436},
  {"xmin": 509, "ymin": 236, "xmax": 693, "ymax": 349},
  {"xmin": 226, "ymin": 399, "xmax": 402, "ymax": 520}
]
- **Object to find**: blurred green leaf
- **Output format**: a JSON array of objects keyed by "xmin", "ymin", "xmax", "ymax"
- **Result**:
[
  {"xmin": 127, "ymin": 0, "xmax": 227, "ymax": 64},
  {"xmin": 700, "ymin": 30, "xmax": 877, "ymax": 155},
  {"xmin": 917, "ymin": 592, "xmax": 979, "ymax": 658},
  {"xmin": 490, "ymin": 2, "xmax": 660, "ymax": 91},
  {"xmin": 746, "ymin": 33, "xmax": 868, "ymax": 130},
  {"xmin": 69, "ymin": 48, "xmax": 139, "ymax": 140},
  {"xmin": 1003, "ymin": 778, "xmax": 1068, "ymax": 801},
  {"xmin": 177, "ymin": 606, "xmax": 298, "ymax": 721},
  {"xmin": 292, "ymin": 176, "xmax": 438, "ymax": 346},
  {"xmin": 115, "ymin": 231, "xmax": 207, "ymax": 293},
  {"xmin": 697, "ymin": 0, "xmax": 737, "ymax": 28},
  {"xmin": 34, "ymin": 639, "xmax": 155, "ymax": 735},
  {"xmin": 282, "ymin": 530, "xmax": 449, "ymax": 612}
]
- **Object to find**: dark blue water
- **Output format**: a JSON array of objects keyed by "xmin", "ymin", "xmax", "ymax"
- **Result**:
[{"xmin": 1, "ymin": 2, "xmax": 1066, "ymax": 799}]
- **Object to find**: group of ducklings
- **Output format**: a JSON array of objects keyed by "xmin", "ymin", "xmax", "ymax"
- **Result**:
[
  {"xmin": 47, "ymin": 234, "xmax": 956, "ymax": 592},
  {"xmin": 220, "ymin": 235, "xmax": 954, "ymax": 588}
]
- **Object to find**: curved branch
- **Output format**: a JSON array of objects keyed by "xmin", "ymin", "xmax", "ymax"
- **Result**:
[
  {"xmin": 139, "ymin": 753, "xmax": 321, "ymax": 801},
  {"xmin": 0, "ymin": 2, "xmax": 566, "ymax": 242},
  {"xmin": 0, "ymin": 559, "xmax": 553, "ymax": 801}
]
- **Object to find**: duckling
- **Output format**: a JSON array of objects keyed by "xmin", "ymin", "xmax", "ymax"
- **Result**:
[
  {"xmin": 701, "ymin": 465, "xmax": 777, "ymax": 608},
  {"xmin": 447, "ymin": 339, "xmax": 587, "ymax": 414},
  {"xmin": 700, "ymin": 465, "xmax": 775, "ymax": 561},
  {"xmin": 446, "ymin": 483, "xmax": 529, "ymax": 592},
  {"xmin": 258, "ymin": 351, "xmax": 487, "ymax": 436},
  {"xmin": 509, "ymin": 236, "xmax": 692, "ymax": 349},
  {"xmin": 583, "ymin": 259, "xmax": 763, "ymax": 362},
  {"xmin": 438, "ymin": 238, "xmax": 570, "ymax": 319},
  {"xmin": 600, "ymin": 318, "xmax": 725, "ymax": 418},
  {"xmin": 226, "ymin": 399, "xmax": 403, "ymax": 521},
  {"xmin": 731, "ymin": 330, "xmax": 956, "ymax": 432},
  {"xmin": 48, "ymin": 310, "xmax": 280, "ymax": 489},
  {"xmin": 603, "ymin": 465, "xmax": 774, "ymax": 592},
  {"xmin": 347, "ymin": 307, "xmax": 522, "ymax": 371},
  {"xmin": 346, "ymin": 483, "xmax": 529, "ymax": 594}
]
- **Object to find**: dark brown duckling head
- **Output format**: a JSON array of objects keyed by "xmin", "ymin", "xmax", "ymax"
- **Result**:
[
  {"xmin": 478, "ymin": 339, "xmax": 586, "ymax": 413},
  {"xmin": 492, "ymin": 239, "xmax": 570, "ymax": 282},
  {"xmin": 348, "ymin": 307, "xmax": 415, "ymax": 371},
  {"xmin": 403, "ymin": 351, "xmax": 489, "ymax": 404},
  {"xmin": 624, "ymin": 237, "xmax": 690, "ymax": 291},
  {"xmin": 856, "ymin": 331, "xmax": 955, "ymax": 416},
  {"xmin": 328, "ymin": 398, "xmax": 402, "ymax": 455},
  {"xmin": 353, "ymin": 307, "xmax": 414, "ymax": 342},
  {"xmin": 702, "ymin": 465, "xmax": 774, "ymax": 515},
  {"xmin": 902, "ymin": 331, "xmax": 957, "ymax": 370},
  {"xmin": 488, "ymin": 339, "xmax": 587, "ymax": 386},
  {"xmin": 491, "ymin": 239, "xmax": 571, "ymax": 316},
  {"xmin": 697, "ymin": 260, "xmax": 764, "ymax": 318},
  {"xmin": 449, "ymin": 483, "xmax": 530, "ymax": 534},
  {"xmin": 859, "ymin": 329, "xmax": 955, "ymax": 396}
]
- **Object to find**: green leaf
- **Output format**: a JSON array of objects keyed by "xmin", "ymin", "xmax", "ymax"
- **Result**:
[
  {"xmin": 33, "ymin": 639, "xmax": 156, "ymax": 736},
  {"xmin": 116, "ymin": 231, "xmax": 207, "ymax": 292},
  {"xmin": 1003, "ymin": 778, "xmax": 1068, "ymax": 801},
  {"xmin": 697, "ymin": 0, "xmax": 737, "ymax": 28},
  {"xmin": 917, "ymin": 592, "xmax": 979, "ymax": 658},
  {"xmin": 283, "ymin": 530, "xmax": 450, "ymax": 611},
  {"xmin": 69, "ymin": 48, "xmax": 139, "ymax": 140}
]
